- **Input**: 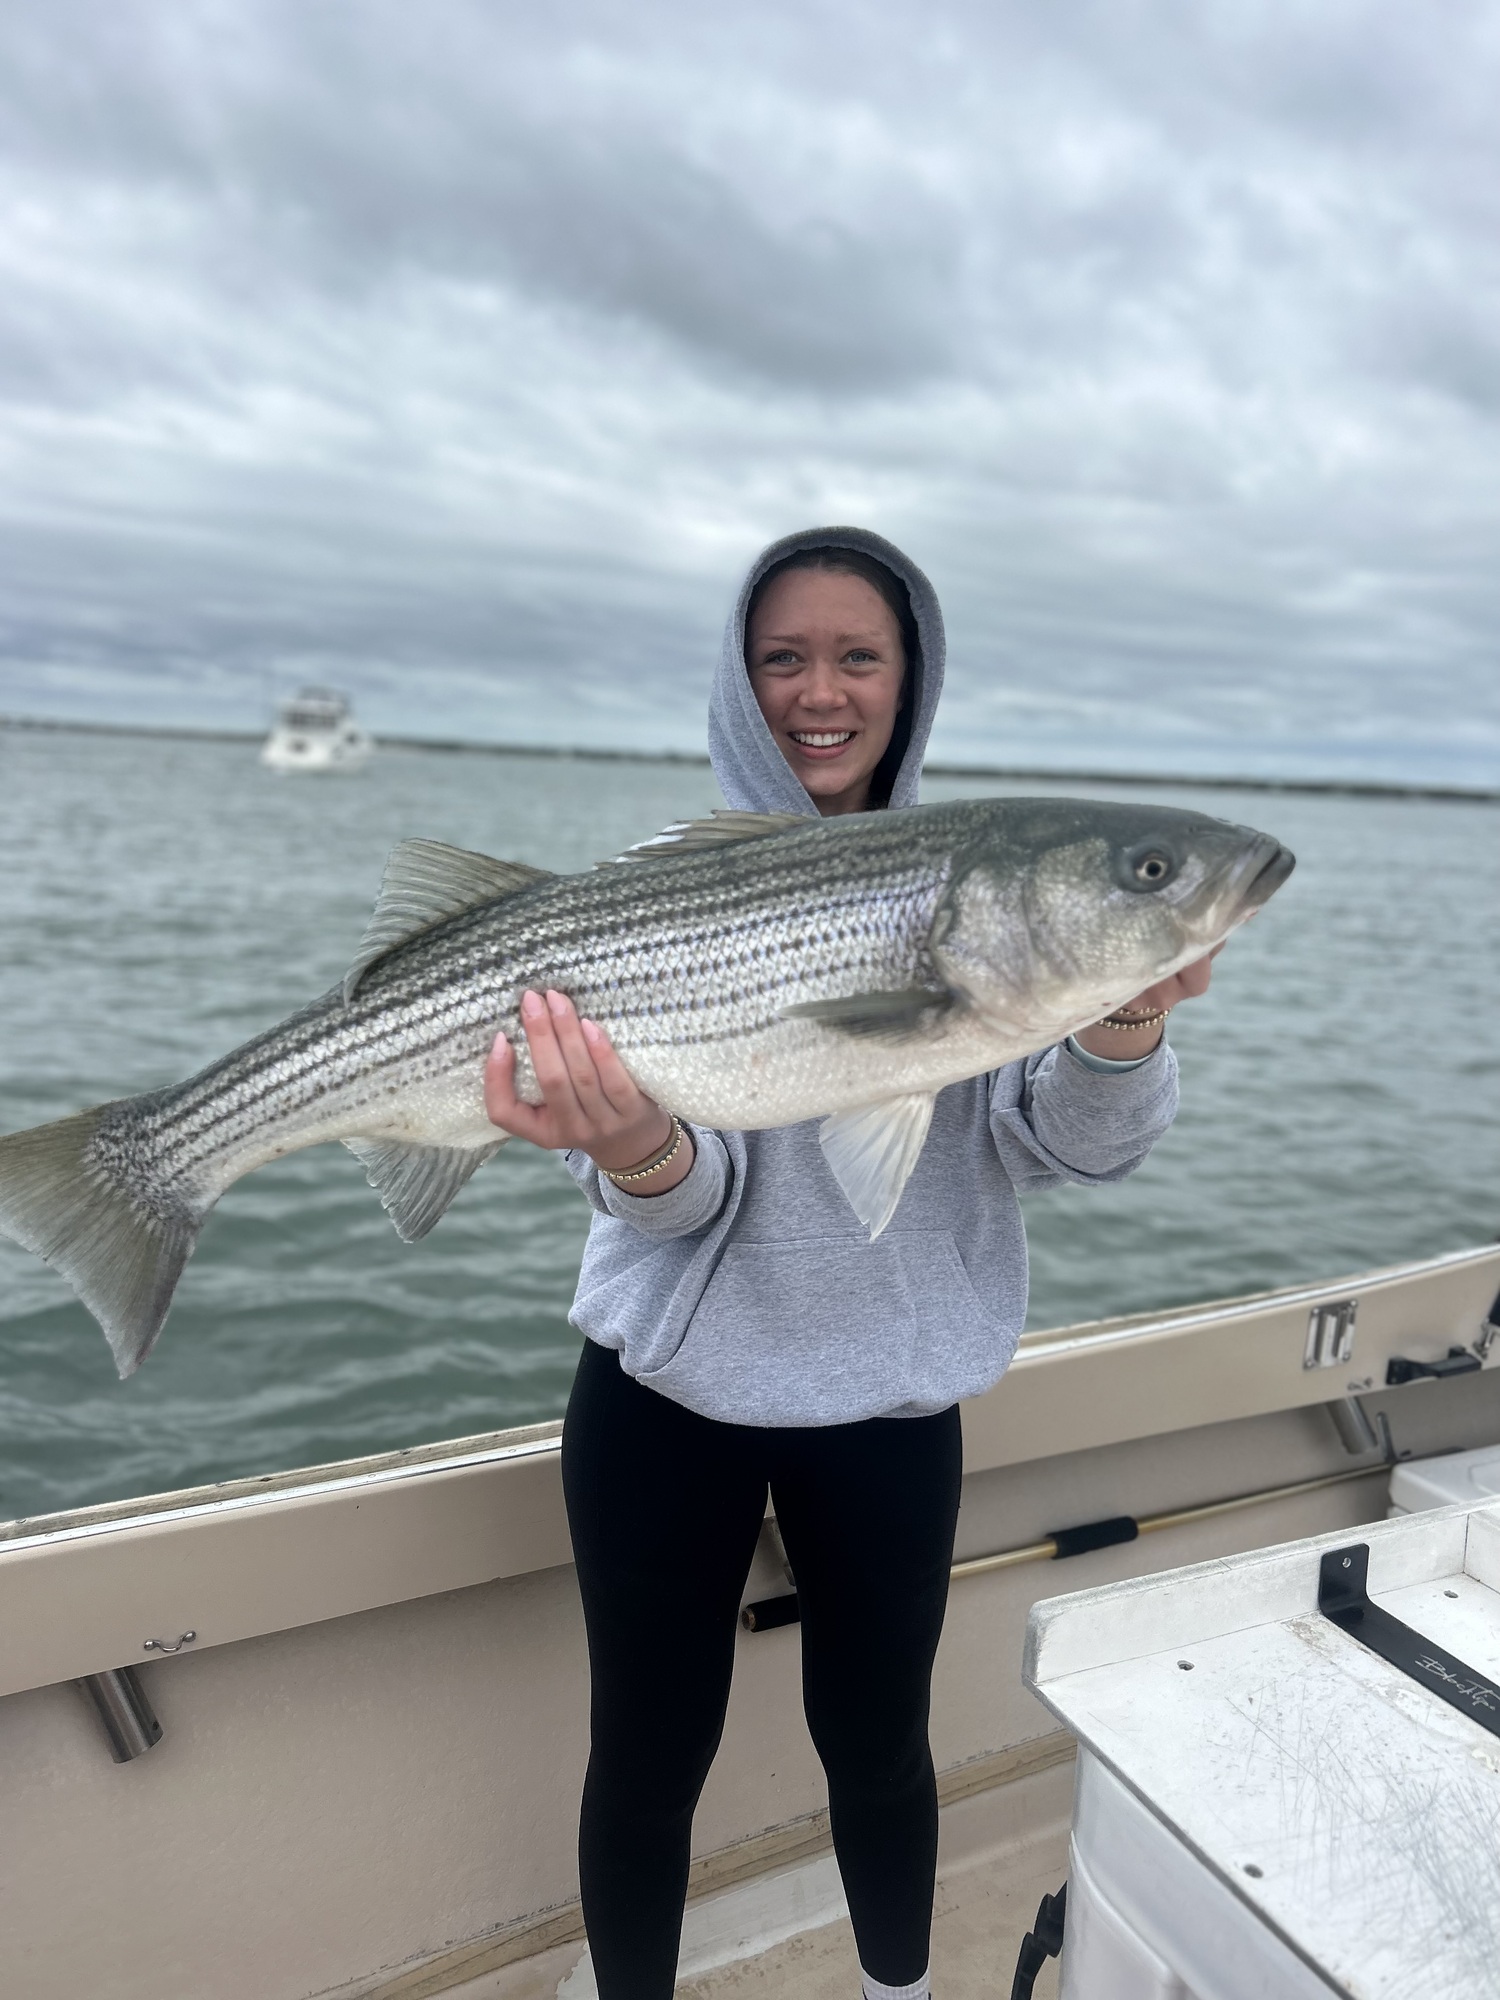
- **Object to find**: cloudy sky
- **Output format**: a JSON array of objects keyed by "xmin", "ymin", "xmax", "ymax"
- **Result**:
[{"xmin": 2, "ymin": 0, "xmax": 1498, "ymax": 783}]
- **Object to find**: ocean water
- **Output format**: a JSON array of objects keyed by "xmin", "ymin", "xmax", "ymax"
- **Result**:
[{"xmin": 0, "ymin": 728, "xmax": 1496, "ymax": 1522}]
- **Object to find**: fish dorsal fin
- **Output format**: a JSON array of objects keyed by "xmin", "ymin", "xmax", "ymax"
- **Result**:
[
  {"xmin": 600, "ymin": 810, "xmax": 810, "ymax": 867},
  {"xmin": 344, "ymin": 1137, "xmax": 505, "ymax": 1241},
  {"xmin": 344, "ymin": 840, "xmax": 553, "ymax": 1001},
  {"xmin": 819, "ymin": 1093, "xmax": 937, "ymax": 1239}
]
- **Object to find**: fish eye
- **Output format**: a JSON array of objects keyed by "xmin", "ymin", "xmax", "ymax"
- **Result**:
[{"xmin": 1122, "ymin": 846, "xmax": 1177, "ymax": 890}]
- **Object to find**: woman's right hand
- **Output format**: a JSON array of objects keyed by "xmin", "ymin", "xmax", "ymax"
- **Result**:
[{"xmin": 484, "ymin": 988, "xmax": 695, "ymax": 1190}]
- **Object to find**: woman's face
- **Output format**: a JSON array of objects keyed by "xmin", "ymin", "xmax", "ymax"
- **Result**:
[{"xmin": 746, "ymin": 568, "xmax": 906, "ymax": 816}]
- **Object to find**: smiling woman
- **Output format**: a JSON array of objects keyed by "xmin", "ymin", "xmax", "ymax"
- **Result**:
[
  {"xmin": 744, "ymin": 548, "xmax": 920, "ymax": 815},
  {"xmin": 474, "ymin": 522, "xmax": 1236, "ymax": 2000}
]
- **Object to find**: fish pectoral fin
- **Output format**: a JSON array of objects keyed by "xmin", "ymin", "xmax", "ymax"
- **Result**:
[
  {"xmin": 344, "ymin": 1137, "xmax": 505, "ymax": 1242},
  {"xmin": 783, "ymin": 986, "xmax": 960, "ymax": 1040},
  {"xmin": 818, "ymin": 1094, "xmax": 936, "ymax": 1240},
  {"xmin": 598, "ymin": 809, "xmax": 810, "ymax": 867},
  {"xmin": 345, "ymin": 841, "xmax": 554, "ymax": 1001}
]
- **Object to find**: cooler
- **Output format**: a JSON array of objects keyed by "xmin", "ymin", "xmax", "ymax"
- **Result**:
[
  {"xmin": 1388, "ymin": 1441, "xmax": 1500, "ymax": 1514},
  {"xmin": 1024, "ymin": 1501, "xmax": 1500, "ymax": 1998}
]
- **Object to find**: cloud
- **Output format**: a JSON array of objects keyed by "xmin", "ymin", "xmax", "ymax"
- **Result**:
[{"xmin": 1, "ymin": 0, "xmax": 1498, "ymax": 784}]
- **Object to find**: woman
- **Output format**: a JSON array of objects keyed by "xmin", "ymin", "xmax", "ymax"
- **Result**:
[{"xmin": 484, "ymin": 527, "xmax": 1214, "ymax": 2000}]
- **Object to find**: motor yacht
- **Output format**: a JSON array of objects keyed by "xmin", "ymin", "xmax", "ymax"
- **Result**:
[{"xmin": 261, "ymin": 689, "xmax": 373, "ymax": 774}]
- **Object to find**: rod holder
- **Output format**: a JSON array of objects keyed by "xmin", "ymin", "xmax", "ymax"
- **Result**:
[
  {"xmin": 1327, "ymin": 1394, "xmax": 1378, "ymax": 1455},
  {"xmin": 1325, "ymin": 1395, "xmax": 1395, "ymax": 1462},
  {"xmin": 78, "ymin": 1666, "xmax": 163, "ymax": 1762}
]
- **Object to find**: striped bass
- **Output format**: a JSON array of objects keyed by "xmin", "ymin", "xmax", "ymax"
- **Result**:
[{"xmin": 0, "ymin": 796, "xmax": 1293, "ymax": 1376}]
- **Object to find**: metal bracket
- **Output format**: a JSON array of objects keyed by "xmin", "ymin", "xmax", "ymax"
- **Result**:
[
  {"xmin": 1318, "ymin": 1543, "xmax": 1500, "ymax": 1740},
  {"xmin": 1304, "ymin": 1299, "xmax": 1357, "ymax": 1369}
]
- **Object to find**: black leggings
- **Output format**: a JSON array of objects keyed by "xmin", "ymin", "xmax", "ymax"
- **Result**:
[{"xmin": 561, "ymin": 1339, "xmax": 963, "ymax": 1998}]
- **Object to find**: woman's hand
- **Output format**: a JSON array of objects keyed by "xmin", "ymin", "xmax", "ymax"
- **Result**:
[
  {"xmin": 1072, "ymin": 942, "xmax": 1226, "ymax": 1061},
  {"xmin": 1126, "ymin": 941, "xmax": 1225, "ymax": 1017},
  {"xmin": 484, "ymin": 989, "xmax": 695, "ymax": 1191}
]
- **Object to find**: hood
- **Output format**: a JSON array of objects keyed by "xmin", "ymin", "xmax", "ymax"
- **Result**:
[{"xmin": 707, "ymin": 525, "xmax": 946, "ymax": 814}]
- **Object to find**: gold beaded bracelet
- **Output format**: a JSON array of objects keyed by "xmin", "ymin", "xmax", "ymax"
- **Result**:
[
  {"xmin": 1097, "ymin": 1008, "xmax": 1169, "ymax": 1030},
  {"xmin": 604, "ymin": 1115, "xmax": 685, "ymax": 1185}
]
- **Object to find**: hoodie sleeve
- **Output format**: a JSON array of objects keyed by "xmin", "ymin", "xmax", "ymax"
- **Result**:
[
  {"xmin": 563, "ymin": 1122, "xmax": 733, "ymax": 1237},
  {"xmin": 988, "ymin": 1039, "xmax": 1179, "ymax": 1190}
]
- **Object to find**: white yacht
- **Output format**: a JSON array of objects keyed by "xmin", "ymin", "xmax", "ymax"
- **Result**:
[
  {"xmin": 2, "ymin": 1242, "xmax": 1497, "ymax": 1998},
  {"xmin": 261, "ymin": 688, "xmax": 374, "ymax": 774}
]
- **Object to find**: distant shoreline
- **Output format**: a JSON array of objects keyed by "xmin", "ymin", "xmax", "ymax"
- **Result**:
[{"xmin": 3, "ymin": 710, "xmax": 1495, "ymax": 805}]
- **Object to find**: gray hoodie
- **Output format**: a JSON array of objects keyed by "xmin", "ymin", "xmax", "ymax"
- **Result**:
[{"xmin": 565, "ymin": 526, "xmax": 1178, "ymax": 1427}]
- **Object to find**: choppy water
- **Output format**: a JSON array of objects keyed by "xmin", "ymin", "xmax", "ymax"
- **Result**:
[{"xmin": 1, "ymin": 728, "xmax": 1496, "ymax": 1522}]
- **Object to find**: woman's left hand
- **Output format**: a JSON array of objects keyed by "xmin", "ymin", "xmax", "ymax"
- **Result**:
[
  {"xmin": 1071, "ymin": 942, "xmax": 1226, "ymax": 1061},
  {"xmin": 1127, "ymin": 940, "xmax": 1226, "ymax": 1017}
]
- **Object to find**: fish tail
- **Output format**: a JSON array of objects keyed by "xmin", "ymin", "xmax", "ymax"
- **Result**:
[{"xmin": 0, "ymin": 1104, "xmax": 204, "ymax": 1378}]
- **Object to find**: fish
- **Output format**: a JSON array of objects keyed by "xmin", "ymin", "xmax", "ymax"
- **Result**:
[{"xmin": 0, "ymin": 796, "xmax": 1293, "ymax": 1377}]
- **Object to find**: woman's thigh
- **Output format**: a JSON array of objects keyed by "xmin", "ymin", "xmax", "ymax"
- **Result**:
[
  {"xmin": 562, "ymin": 1342, "xmax": 769, "ymax": 1769},
  {"xmin": 770, "ymin": 1406, "xmax": 963, "ymax": 1762}
]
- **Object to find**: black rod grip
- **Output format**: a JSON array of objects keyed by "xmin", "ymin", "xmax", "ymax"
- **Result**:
[
  {"xmin": 1049, "ymin": 1515, "xmax": 1139, "ymax": 1560},
  {"xmin": 741, "ymin": 1594, "xmax": 801, "ymax": 1632}
]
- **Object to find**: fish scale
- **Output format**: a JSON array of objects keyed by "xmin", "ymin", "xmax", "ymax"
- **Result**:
[{"xmin": 0, "ymin": 795, "xmax": 1294, "ymax": 1376}]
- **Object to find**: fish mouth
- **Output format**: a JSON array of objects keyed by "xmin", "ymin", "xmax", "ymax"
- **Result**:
[{"xmin": 1221, "ymin": 834, "xmax": 1297, "ymax": 918}]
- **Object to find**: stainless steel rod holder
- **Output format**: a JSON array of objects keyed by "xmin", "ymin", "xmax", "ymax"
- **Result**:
[
  {"xmin": 1326, "ymin": 1395, "xmax": 1395, "ymax": 1462},
  {"xmin": 78, "ymin": 1666, "xmax": 163, "ymax": 1762},
  {"xmin": 1327, "ymin": 1393, "xmax": 1381, "ymax": 1456}
]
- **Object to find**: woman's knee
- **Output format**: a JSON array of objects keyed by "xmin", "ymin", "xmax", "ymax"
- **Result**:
[
  {"xmin": 587, "ymin": 1678, "xmax": 732, "ymax": 1810},
  {"xmin": 804, "ymin": 1700, "xmax": 932, "ymax": 1799}
]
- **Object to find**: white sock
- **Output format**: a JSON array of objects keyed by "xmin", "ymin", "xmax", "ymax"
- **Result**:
[{"xmin": 860, "ymin": 1969, "xmax": 931, "ymax": 2000}]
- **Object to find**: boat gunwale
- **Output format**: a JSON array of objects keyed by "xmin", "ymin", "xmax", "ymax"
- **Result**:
[
  {"xmin": 3, "ymin": 1241, "xmax": 1494, "ymax": 1554},
  {"xmin": 0, "ymin": 1423, "xmax": 564, "ymax": 1555}
]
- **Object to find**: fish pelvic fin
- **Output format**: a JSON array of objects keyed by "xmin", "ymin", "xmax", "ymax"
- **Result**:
[
  {"xmin": 0, "ymin": 1106, "xmax": 203, "ymax": 1378},
  {"xmin": 344, "ymin": 1137, "xmax": 505, "ymax": 1242},
  {"xmin": 818, "ymin": 1093, "xmax": 937, "ymax": 1239},
  {"xmin": 345, "ymin": 840, "xmax": 554, "ymax": 1002}
]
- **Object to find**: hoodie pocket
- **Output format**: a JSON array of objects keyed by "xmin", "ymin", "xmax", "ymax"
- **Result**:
[{"xmin": 643, "ymin": 1230, "xmax": 994, "ymax": 1425}]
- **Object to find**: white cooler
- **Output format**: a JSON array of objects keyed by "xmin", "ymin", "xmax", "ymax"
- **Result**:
[
  {"xmin": 1024, "ymin": 1502, "xmax": 1500, "ymax": 1999},
  {"xmin": 1389, "ymin": 1441, "xmax": 1500, "ymax": 1514}
]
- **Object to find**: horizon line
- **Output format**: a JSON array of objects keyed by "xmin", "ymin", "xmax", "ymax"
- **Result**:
[{"xmin": 3, "ymin": 710, "xmax": 1495, "ymax": 806}]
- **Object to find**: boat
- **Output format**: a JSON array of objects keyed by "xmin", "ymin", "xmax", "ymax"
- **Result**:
[
  {"xmin": 2, "ymin": 1242, "xmax": 1497, "ymax": 1998},
  {"xmin": 260, "ymin": 688, "xmax": 374, "ymax": 774}
]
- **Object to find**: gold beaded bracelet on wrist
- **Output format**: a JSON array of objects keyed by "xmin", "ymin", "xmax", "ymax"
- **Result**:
[{"xmin": 604, "ymin": 1115, "xmax": 685, "ymax": 1185}]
